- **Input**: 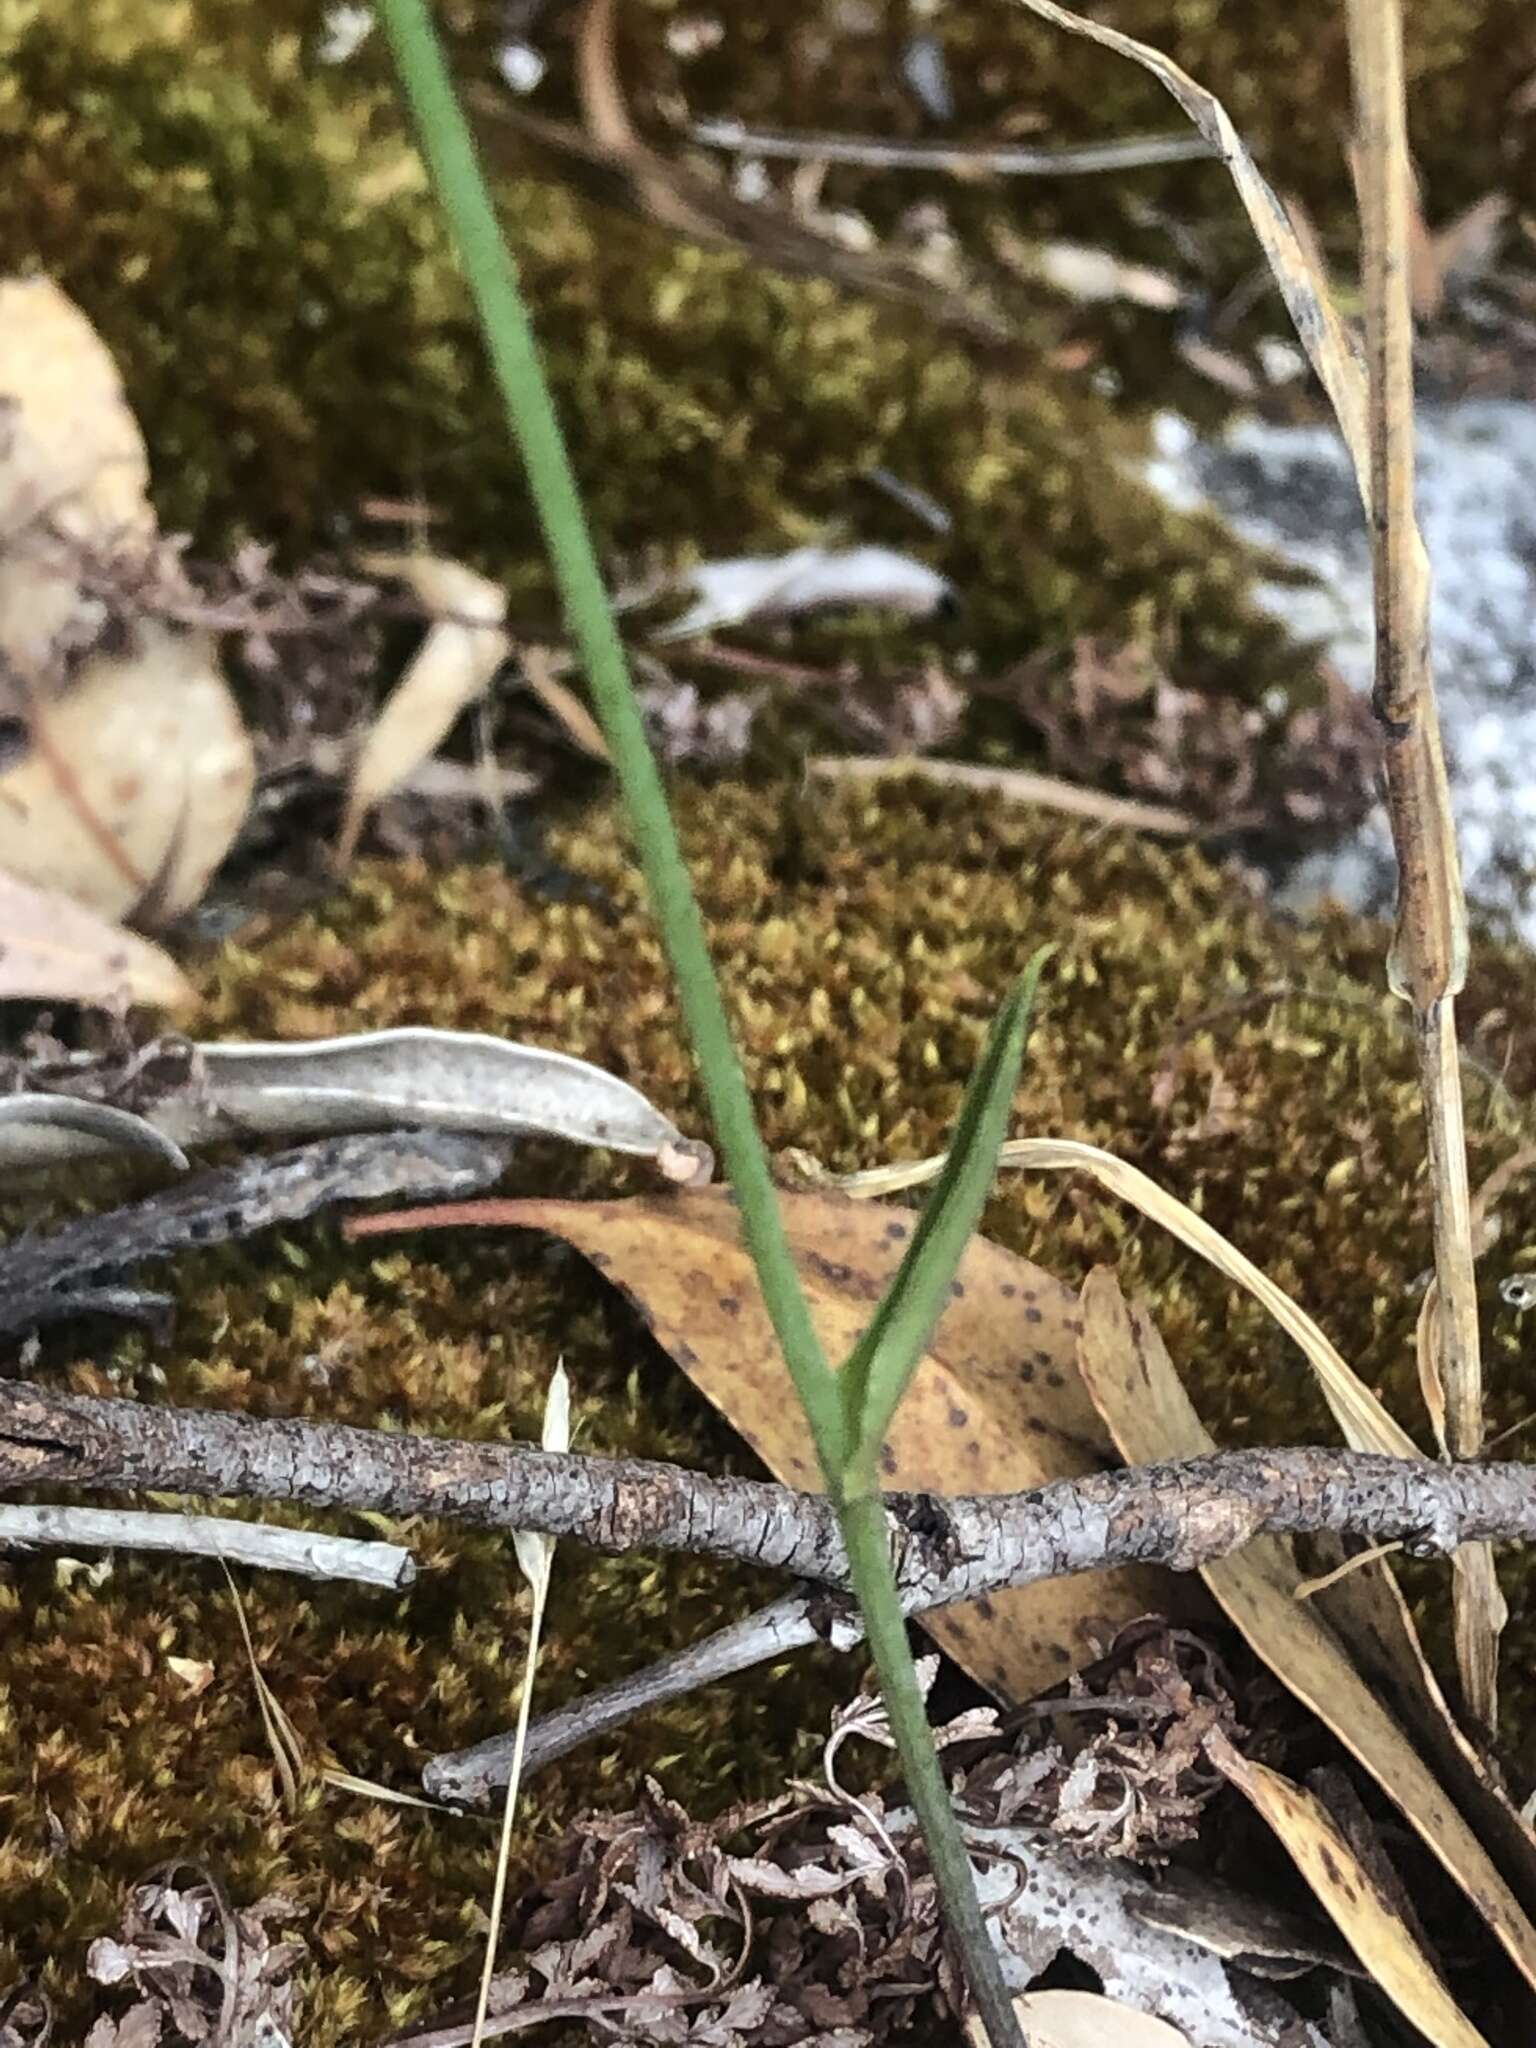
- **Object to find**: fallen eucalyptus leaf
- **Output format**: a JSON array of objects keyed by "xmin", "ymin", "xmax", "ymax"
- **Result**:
[
  {"xmin": 647, "ymin": 544, "xmax": 956, "ymax": 641},
  {"xmin": 0, "ymin": 275, "xmax": 154, "ymax": 680},
  {"xmin": 0, "ymin": 868, "xmax": 194, "ymax": 1010},
  {"xmin": 1074, "ymin": 1269, "xmax": 1536, "ymax": 1995},
  {"xmin": 1208, "ymin": 1731, "xmax": 1488, "ymax": 2048},
  {"xmin": 0, "ymin": 1029, "xmax": 711, "ymax": 1179},
  {"xmin": 0, "ymin": 621, "xmax": 254, "ymax": 923},
  {"xmin": 338, "ymin": 555, "xmax": 512, "ymax": 864},
  {"xmin": 346, "ymin": 1186, "xmax": 1176, "ymax": 1701},
  {"xmin": 0, "ymin": 1094, "xmax": 188, "ymax": 1173},
  {"xmin": 965, "ymin": 1818, "xmax": 1324, "ymax": 2046}
]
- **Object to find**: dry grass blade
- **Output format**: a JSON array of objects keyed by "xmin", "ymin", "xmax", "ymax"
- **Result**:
[
  {"xmin": 0, "ymin": 867, "xmax": 194, "ymax": 1009},
  {"xmin": 1010, "ymin": 1, "xmax": 1370, "ymax": 462},
  {"xmin": 1075, "ymin": 1272, "xmax": 1536, "ymax": 1994},
  {"xmin": 518, "ymin": 644, "xmax": 610, "ymax": 761},
  {"xmin": 1016, "ymin": 0, "xmax": 1494, "ymax": 1728},
  {"xmin": 1344, "ymin": 0, "xmax": 1492, "ymax": 1724},
  {"xmin": 807, "ymin": 756, "xmax": 1196, "ymax": 836},
  {"xmin": 836, "ymin": 1134, "xmax": 1416, "ymax": 1459},
  {"xmin": 471, "ymin": 1361, "xmax": 569, "ymax": 2048},
  {"xmin": 1207, "ymin": 1732, "xmax": 1489, "ymax": 2048},
  {"xmin": 221, "ymin": 1562, "xmax": 305, "ymax": 1812}
]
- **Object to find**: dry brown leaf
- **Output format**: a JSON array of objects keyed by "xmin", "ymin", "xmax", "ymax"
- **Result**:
[
  {"xmin": 0, "ymin": 622, "xmax": 253, "ymax": 922},
  {"xmin": 0, "ymin": 276, "xmax": 154, "ymax": 681},
  {"xmin": 1208, "ymin": 1731, "xmax": 1488, "ymax": 2048},
  {"xmin": 416, "ymin": 1187, "xmax": 1175, "ymax": 1700},
  {"xmin": 0, "ymin": 868, "xmax": 194, "ymax": 1010},
  {"xmin": 1075, "ymin": 1270, "xmax": 1536, "ymax": 1995},
  {"xmin": 338, "ymin": 556, "xmax": 511, "ymax": 865},
  {"xmin": 967, "ymin": 1991, "xmax": 1192, "ymax": 2046}
]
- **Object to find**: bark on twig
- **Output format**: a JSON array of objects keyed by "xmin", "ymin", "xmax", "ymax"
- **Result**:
[
  {"xmin": 425, "ymin": 1588, "xmax": 857, "ymax": 1802},
  {"xmin": 4, "ymin": 1380, "xmax": 1535, "ymax": 1606},
  {"xmin": 0, "ymin": 1504, "xmax": 415, "ymax": 1587}
]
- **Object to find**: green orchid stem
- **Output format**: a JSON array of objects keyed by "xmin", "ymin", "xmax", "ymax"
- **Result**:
[
  {"xmin": 377, "ymin": 5, "xmax": 1025, "ymax": 2043},
  {"xmin": 373, "ymin": 0, "xmax": 844, "ymax": 1478},
  {"xmin": 837, "ymin": 1489, "xmax": 1026, "ymax": 2048}
]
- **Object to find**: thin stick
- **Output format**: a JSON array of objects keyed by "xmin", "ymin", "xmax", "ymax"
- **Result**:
[
  {"xmin": 0, "ymin": 1504, "xmax": 415, "ymax": 1588},
  {"xmin": 808, "ymin": 754, "xmax": 1197, "ymax": 837},
  {"xmin": 1343, "ymin": 0, "xmax": 1498, "ymax": 1727},
  {"xmin": 688, "ymin": 119, "xmax": 1215, "ymax": 177}
]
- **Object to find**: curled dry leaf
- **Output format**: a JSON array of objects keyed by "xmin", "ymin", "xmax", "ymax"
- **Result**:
[
  {"xmin": 0, "ymin": 1029, "xmax": 707, "ymax": 1178},
  {"xmin": 0, "ymin": 275, "xmax": 154, "ymax": 680},
  {"xmin": 338, "ymin": 555, "xmax": 511, "ymax": 865},
  {"xmin": 0, "ymin": 1095, "xmax": 188, "ymax": 1173},
  {"xmin": 0, "ymin": 621, "xmax": 254, "ymax": 923},
  {"xmin": 349, "ymin": 1186, "xmax": 1176, "ymax": 1701},
  {"xmin": 1207, "ymin": 1731, "xmax": 1488, "ymax": 2048},
  {"xmin": 1074, "ymin": 1269, "xmax": 1536, "ymax": 1997},
  {"xmin": 0, "ymin": 868, "xmax": 193, "ymax": 1010}
]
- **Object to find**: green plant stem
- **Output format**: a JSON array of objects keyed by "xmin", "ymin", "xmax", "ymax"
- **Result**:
[
  {"xmin": 376, "ymin": 7, "xmax": 1025, "ymax": 2041},
  {"xmin": 374, "ymin": 0, "xmax": 846, "ymax": 1479},
  {"xmin": 839, "ymin": 1492, "xmax": 1026, "ymax": 2048}
]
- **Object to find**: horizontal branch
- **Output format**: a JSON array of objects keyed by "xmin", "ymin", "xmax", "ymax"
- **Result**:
[{"xmin": 2, "ymin": 1382, "xmax": 1533, "ymax": 1614}]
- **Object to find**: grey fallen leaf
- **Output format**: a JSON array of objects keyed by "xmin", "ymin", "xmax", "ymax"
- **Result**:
[
  {"xmin": 646, "ymin": 544, "xmax": 956, "ymax": 641},
  {"xmin": 0, "ymin": 1094, "xmax": 189, "ymax": 1172},
  {"xmin": 959, "ymin": 1819, "xmax": 1329, "ymax": 2048},
  {"xmin": 0, "ymin": 1030, "xmax": 712, "ymax": 1181}
]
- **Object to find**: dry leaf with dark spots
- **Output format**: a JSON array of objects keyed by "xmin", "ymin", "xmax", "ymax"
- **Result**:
[
  {"xmin": 1208, "ymin": 1730, "xmax": 1488, "ymax": 2048},
  {"xmin": 369, "ymin": 1186, "xmax": 1175, "ymax": 1701}
]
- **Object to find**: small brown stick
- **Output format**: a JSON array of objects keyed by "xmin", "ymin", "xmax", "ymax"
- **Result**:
[
  {"xmin": 5, "ymin": 1380, "xmax": 1536, "ymax": 1609},
  {"xmin": 1344, "ymin": 0, "xmax": 1498, "ymax": 1725}
]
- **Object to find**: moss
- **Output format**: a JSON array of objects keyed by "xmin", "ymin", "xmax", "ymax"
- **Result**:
[
  {"xmin": 11, "ymin": 783, "xmax": 1536, "ymax": 2035},
  {"xmin": 0, "ymin": 0, "xmax": 1315, "ymax": 712}
]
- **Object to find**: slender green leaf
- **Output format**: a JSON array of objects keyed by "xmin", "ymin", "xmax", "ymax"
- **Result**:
[
  {"xmin": 841, "ymin": 948, "xmax": 1053, "ymax": 1484},
  {"xmin": 372, "ymin": 0, "xmax": 845, "ymax": 1478},
  {"xmin": 374, "ymin": 7, "xmax": 1026, "ymax": 2041}
]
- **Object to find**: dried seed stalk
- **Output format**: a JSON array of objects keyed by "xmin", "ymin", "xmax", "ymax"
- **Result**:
[{"xmin": 1343, "ymin": 0, "xmax": 1501, "ymax": 1728}]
